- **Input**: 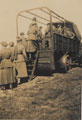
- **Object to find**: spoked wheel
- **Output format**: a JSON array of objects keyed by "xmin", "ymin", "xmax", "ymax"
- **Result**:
[
  {"xmin": 60, "ymin": 54, "xmax": 72, "ymax": 73},
  {"xmin": 63, "ymin": 56, "xmax": 72, "ymax": 73}
]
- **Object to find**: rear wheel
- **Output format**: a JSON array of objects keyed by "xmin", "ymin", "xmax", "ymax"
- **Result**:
[
  {"xmin": 63, "ymin": 56, "xmax": 72, "ymax": 73},
  {"xmin": 60, "ymin": 54, "xmax": 72, "ymax": 73}
]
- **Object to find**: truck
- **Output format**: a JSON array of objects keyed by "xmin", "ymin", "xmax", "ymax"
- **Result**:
[{"xmin": 16, "ymin": 7, "xmax": 81, "ymax": 79}]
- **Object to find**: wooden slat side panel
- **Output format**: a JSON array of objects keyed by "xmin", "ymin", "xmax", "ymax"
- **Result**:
[{"xmin": 53, "ymin": 34, "xmax": 79, "ymax": 53}]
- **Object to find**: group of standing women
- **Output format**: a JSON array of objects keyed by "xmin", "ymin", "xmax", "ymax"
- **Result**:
[
  {"xmin": 0, "ymin": 41, "xmax": 16, "ymax": 90},
  {"xmin": 0, "ymin": 17, "xmax": 41, "ymax": 90},
  {"xmin": 0, "ymin": 39, "xmax": 29, "ymax": 90}
]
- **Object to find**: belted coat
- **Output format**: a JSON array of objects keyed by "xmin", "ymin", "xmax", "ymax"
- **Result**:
[
  {"xmin": 14, "ymin": 42, "xmax": 28, "ymax": 78},
  {"xmin": 0, "ymin": 48, "xmax": 15, "ymax": 85}
]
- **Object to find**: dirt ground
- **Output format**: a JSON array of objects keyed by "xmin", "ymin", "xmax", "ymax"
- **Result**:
[{"xmin": 0, "ymin": 67, "xmax": 81, "ymax": 120}]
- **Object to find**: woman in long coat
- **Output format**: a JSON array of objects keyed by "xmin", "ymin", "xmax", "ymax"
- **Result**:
[
  {"xmin": 0, "ymin": 41, "xmax": 16, "ymax": 89},
  {"xmin": 14, "ymin": 38, "xmax": 28, "ymax": 84},
  {"xmin": 8, "ymin": 42, "xmax": 16, "ymax": 85}
]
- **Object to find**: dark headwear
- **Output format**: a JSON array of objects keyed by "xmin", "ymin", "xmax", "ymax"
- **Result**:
[
  {"xmin": 1, "ymin": 41, "xmax": 8, "ymax": 47},
  {"xmin": 20, "ymin": 32, "xmax": 24, "ymax": 36},
  {"xmin": 9, "ymin": 42, "xmax": 14, "ymax": 47},
  {"xmin": 39, "ymin": 26, "xmax": 42, "ymax": 29},
  {"xmin": 32, "ymin": 17, "xmax": 37, "ymax": 21},
  {"xmin": 16, "ymin": 37, "xmax": 22, "ymax": 42}
]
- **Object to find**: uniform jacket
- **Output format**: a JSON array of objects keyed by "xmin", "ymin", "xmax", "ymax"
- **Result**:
[
  {"xmin": 27, "ymin": 21, "xmax": 38, "ymax": 37},
  {"xmin": 27, "ymin": 21, "xmax": 39, "ymax": 52}
]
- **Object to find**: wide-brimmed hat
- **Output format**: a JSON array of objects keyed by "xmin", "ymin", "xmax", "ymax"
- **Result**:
[
  {"xmin": 9, "ymin": 41, "xmax": 14, "ymax": 47},
  {"xmin": 20, "ymin": 32, "xmax": 24, "ymax": 36},
  {"xmin": 0, "ymin": 41, "xmax": 8, "ymax": 47},
  {"xmin": 32, "ymin": 17, "xmax": 37, "ymax": 21}
]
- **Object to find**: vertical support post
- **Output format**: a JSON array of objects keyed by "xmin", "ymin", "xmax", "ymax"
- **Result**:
[
  {"xmin": 16, "ymin": 15, "xmax": 18, "ymax": 38},
  {"xmin": 55, "ymin": 34, "xmax": 57, "ymax": 50},
  {"xmin": 50, "ymin": 11, "xmax": 54, "ymax": 51}
]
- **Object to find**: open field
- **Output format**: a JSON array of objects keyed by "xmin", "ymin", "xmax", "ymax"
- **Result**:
[{"xmin": 0, "ymin": 67, "xmax": 81, "ymax": 120}]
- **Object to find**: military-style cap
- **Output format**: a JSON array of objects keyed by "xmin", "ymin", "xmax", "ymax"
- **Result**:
[
  {"xmin": 9, "ymin": 41, "xmax": 14, "ymax": 47},
  {"xmin": 20, "ymin": 32, "xmax": 24, "ymax": 36},
  {"xmin": 0, "ymin": 41, "xmax": 8, "ymax": 47},
  {"xmin": 32, "ymin": 17, "xmax": 37, "ymax": 21}
]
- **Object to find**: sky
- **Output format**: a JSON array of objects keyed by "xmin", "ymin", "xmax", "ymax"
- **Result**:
[{"xmin": 0, "ymin": 0, "xmax": 82, "ymax": 44}]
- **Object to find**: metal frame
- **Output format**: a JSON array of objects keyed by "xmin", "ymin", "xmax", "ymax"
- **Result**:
[{"xmin": 16, "ymin": 7, "xmax": 67, "ymax": 37}]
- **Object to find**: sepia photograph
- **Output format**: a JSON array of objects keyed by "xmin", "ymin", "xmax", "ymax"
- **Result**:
[{"xmin": 0, "ymin": 0, "xmax": 82, "ymax": 119}]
